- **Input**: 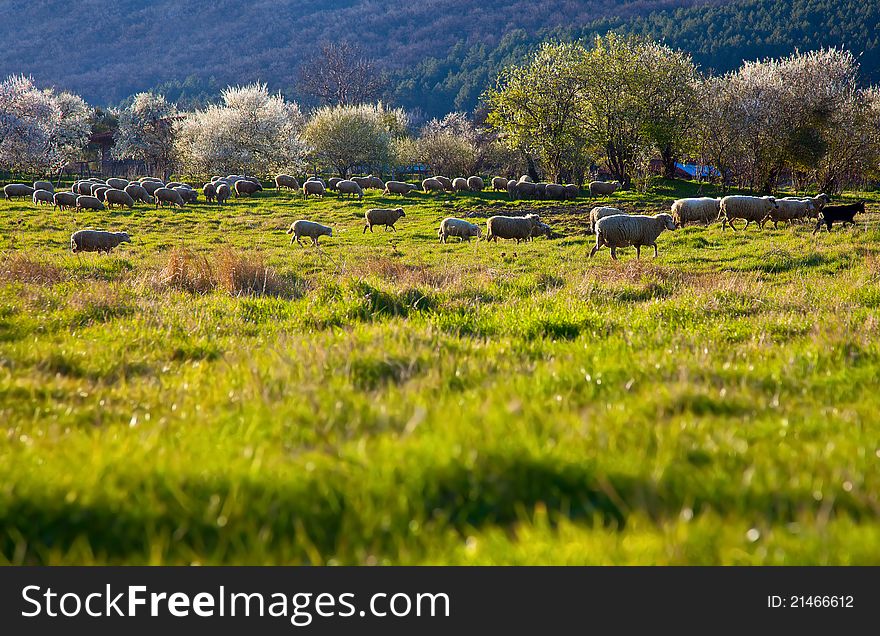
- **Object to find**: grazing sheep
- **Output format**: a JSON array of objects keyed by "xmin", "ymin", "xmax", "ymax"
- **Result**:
[
  {"xmin": 467, "ymin": 176, "xmax": 484, "ymax": 192},
  {"xmin": 70, "ymin": 229, "xmax": 130, "ymax": 253},
  {"xmin": 165, "ymin": 181, "xmax": 188, "ymax": 189},
  {"xmin": 75, "ymin": 195, "xmax": 106, "ymax": 211},
  {"xmin": 124, "ymin": 184, "xmax": 153, "ymax": 204},
  {"xmin": 234, "ymin": 180, "xmax": 262, "ymax": 197},
  {"xmin": 590, "ymin": 213, "xmax": 677, "ymax": 260},
  {"xmin": 781, "ymin": 193, "xmax": 829, "ymax": 217},
  {"xmin": 589, "ymin": 180, "xmax": 621, "ymax": 196},
  {"xmin": 336, "ymin": 179, "xmax": 364, "ymax": 200},
  {"xmin": 485, "ymin": 214, "xmax": 540, "ymax": 243},
  {"xmin": 529, "ymin": 221, "xmax": 553, "ymax": 240},
  {"xmin": 383, "ymin": 181, "xmax": 416, "ymax": 196},
  {"xmin": 4, "ymin": 183, "xmax": 36, "ymax": 200},
  {"xmin": 435, "ymin": 176, "xmax": 454, "ymax": 191},
  {"xmin": 491, "ymin": 176, "xmax": 508, "ymax": 191},
  {"xmin": 174, "ymin": 187, "xmax": 198, "ymax": 204},
  {"xmin": 760, "ymin": 199, "xmax": 816, "ymax": 228},
  {"xmin": 327, "ymin": 177, "xmax": 342, "ymax": 191},
  {"xmin": 74, "ymin": 181, "xmax": 93, "ymax": 195},
  {"xmin": 544, "ymin": 183, "xmax": 567, "ymax": 200},
  {"xmin": 813, "ymin": 202, "xmax": 865, "ymax": 233},
  {"xmin": 140, "ymin": 180, "xmax": 165, "ymax": 196},
  {"xmin": 589, "ymin": 206, "xmax": 624, "ymax": 232},
  {"xmin": 105, "ymin": 189, "xmax": 135, "ymax": 209},
  {"xmin": 139, "ymin": 177, "xmax": 163, "ymax": 184},
  {"xmin": 364, "ymin": 207, "xmax": 406, "ymax": 233},
  {"xmin": 286, "ymin": 219, "xmax": 333, "ymax": 246},
  {"xmin": 106, "ymin": 177, "xmax": 129, "ymax": 190},
  {"xmin": 507, "ymin": 180, "xmax": 539, "ymax": 200},
  {"xmin": 533, "ymin": 182, "xmax": 549, "ymax": 199},
  {"xmin": 719, "ymin": 196, "xmax": 778, "ymax": 230},
  {"xmin": 452, "ymin": 177, "xmax": 469, "ymax": 193},
  {"xmin": 303, "ymin": 180, "xmax": 326, "ymax": 198},
  {"xmin": 438, "ymin": 217, "xmax": 482, "ymax": 243},
  {"xmin": 564, "ymin": 184, "xmax": 580, "ymax": 200},
  {"xmin": 670, "ymin": 197, "xmax": 722, "ymax": 227},
  {"xmin": 33, "ymin": 180, "xmax": 54, "ymax": 193},
  {"xmin": 202, "ymin": 182, "xmax": 216, "ymax": 203},
  {"xmin": 275, "ymin": 174, "xmax": 300, "ymax": 190},
  {"xmin": 368, "ymin": 175, "xmax": 385, "ymax": 190},
  {"xmin": 32, "ymin": 189, "xmax": 54, "ymax": 206},
  {"xmin": 154, "ymin": 187, "xmax": 185, "ymax": 208},
  {"xmin": 518, "ymin": 175, "xmax": 533, "ymax": 183},
  {"xmin": 92, "ymin": 186, "xmax": 110, "ymax": 202},
  {"xmin": 422, "ymin": 177, "xmax": 444, "ymax": 193},
  {"xmin": 351, "ymin": 176, "xmax": 372, "ymax": 190},
  {"xmin": 215, "ymin": 183, "xmax": 231, "ymax": 205},
  {"xmin": 53, "ymin": 191, "xmax": 78, "ymax": 211}
]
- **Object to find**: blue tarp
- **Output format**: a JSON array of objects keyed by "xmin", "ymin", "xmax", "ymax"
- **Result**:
[{"xmin": 676, "ymin": 162, "xmax": 720, "ymax": 178}]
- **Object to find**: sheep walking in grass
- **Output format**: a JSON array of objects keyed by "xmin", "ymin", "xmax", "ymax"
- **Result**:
[
  {"xmin": 275, "ymin": 174, "xmax": 300, "ymax": 191},
  {"xmin": 589, "ymin": 180, "xmax": 621, "ymax": 197},
  {"xmin": 760, "ymin": 199, "xmax": 816, "ymax": 228},
  {"xmin": 485, "ymin": 214, "xmax": 540, "ymax": 243},
  {"xmin": 718, "ymin": 196, "xmax": 778, "ymax": 230},
  {"xmin": 670, "ymin": 197, "xmax": 721, "ymax": 227},
  {"xmin": 286, "ymin": 220, "xmax": 333, "ymax": 246},
  {"xmin": 438, "ymin": 217, "xmax": 482, "ymax": 243},
  {"xmin": 364, "ymin": 208, "xmax": 406, "ymax": 233},
  {"xmin": 154, "ymin": 187, "xmax": 185, "ymax": 209},
  {"xmin": 105, "ymin": 189, "xmax": 135, "ymax": 210},
  {"xmin": 70, "ymin": 230, "xmax": 131, "ymax": 253},
  {"xmin": 590, "ymin": 213, "xmax": 677, "ymax": 260}
]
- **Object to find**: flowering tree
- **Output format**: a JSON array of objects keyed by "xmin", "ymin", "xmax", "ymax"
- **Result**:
[
  {"xmin": 302, "ymin": 102, "xmax": 408, "ymax": 176},
  {"xmin": 0, "ymin": 75, "xmax": 90, "ymax": 174},
  {"xmin": 176, "ymin": 84, "xmax": 307, "ymax": 178},
  {"xmin": 113, "ymin": 92, "xmax": 178, "ymax": 179},
  {"xmin": 415, "ymin": 112, "xmax": 479, "ymax": 176}
]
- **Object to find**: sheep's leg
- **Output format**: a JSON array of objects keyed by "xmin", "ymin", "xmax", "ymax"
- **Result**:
[
  {"xmin": 652, "ymin": 243, "xmax": 659, "ymax": 258},
  {"xmin": 589, "ymin": 245, "xmax": 599, "ymax": 258},
  {"xmin": 636, "ymin": 245, "xmax": 641, "ymax": 259},
  {"xmin": 610, "ymin": 247, "xmax": 618, "ymax": 261},
  {"xmin": 363, "ymin": 224, "xmax": 369, "ymax": 234}
]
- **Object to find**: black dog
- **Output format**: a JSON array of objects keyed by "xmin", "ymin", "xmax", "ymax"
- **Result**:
[{"xmin": 814, "ymin": 201, "xmax": 864, "ymax": 233}]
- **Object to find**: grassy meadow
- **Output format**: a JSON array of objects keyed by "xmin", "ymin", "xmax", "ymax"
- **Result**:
[{"xmin": 1, "ymin": 178, "xmax": 879, "ymax": 565}]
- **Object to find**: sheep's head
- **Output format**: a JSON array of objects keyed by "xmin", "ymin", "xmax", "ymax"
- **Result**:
[
  {"xmin": 658, "ymin": 213, "xmax": 677, "ymax": 231},
  {"xmin": 70, "ymin": 237, "xmax": 78, "ymax": 253},
  {"xmin": 396, "ymin": 208, "xmax": 405, "ymax": 218},
  {"xmin": 286, "ymin": 224, "xmax": 295, "ymax": 234},
  {"xmin": 324, "ymin": 226, "xmax": 333, "ymax": 236},
  {"xmin": 116, "ymin": 232, "xmax": 131, "ymax": 244}
]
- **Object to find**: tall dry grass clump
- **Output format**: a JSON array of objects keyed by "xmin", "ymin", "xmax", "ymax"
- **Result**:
[
  {"xmin": 0, "ymin": 252, "xmax": 64, "ymax": 284},
  {"xmin": 153, "ymin": 247, "xmax": 289, "ymax": 296}
]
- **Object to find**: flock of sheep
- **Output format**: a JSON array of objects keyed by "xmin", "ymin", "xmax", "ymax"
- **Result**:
[{"xmin": 1, "ymin": 172, "xmax": 862, "ymax": 257}]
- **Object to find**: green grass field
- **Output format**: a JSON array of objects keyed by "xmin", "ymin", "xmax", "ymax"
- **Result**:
[{"xmin": 1, "ymin": 179, "xmax": 879, "ymax": 565}]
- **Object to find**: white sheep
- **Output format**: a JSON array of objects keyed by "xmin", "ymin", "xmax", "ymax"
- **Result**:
[
  {"xmin": 275, "ymin": 174, "xmax": 300, "ymax": 190},
  {"xmin": 564, "ymin": 184, "xmax": 579, "ymax": 200},
  {"xmin": 589, "ymin": 206, "xmax": 625, "ymax": 232},
  {"xmin": 467, "ymin": 176, "xmax": 484, "ymax": 192},
  {"xmin": 32, "ymin": 189, "xmax": 54, "ymax": 205},
  {"xmin": 286, "ymin": 220, "xmax": 333, "ymax": 246},
  {"xmin": 518, "ymin": 175, "xmax": 533, "ymax": 183},
  {"xmin": 719, "ymin": 196, "xmax": 778, "ymax": 230},
  {"xmin": 485, "ymin": 214, "xmax": 540, "ymax": 243},
  {"xmin": 589, "ymin": 180, "xmax": 621, "ymax": 196},
  {"xmin": 435, "ymin": 176, "xmax": 454, "ymax": 191},
  {"xmin": 491, "ymin": 176, "xmax": 508, "ymax": 191},
  {"xmin": 4, "ymin": 183, "xmax": 35, "ymax": 200},
  {"xmin": 105, "ymin": 189, "xmax": 135, "ymax": 209},
  {"xmin": 106, "ymin": 177, "xmax": 129, "ymax": 190},
  {"xmin": 33, "ymin": 180, "xmax": 54, "ymax": 193},
  {"xmin": 364, "ymin": 207, "xmax": 406, "ymax": 233},
  {"xmin": 154, "ymin": 187, "xmax": 185, "ymax": 208},
  {"xmin": 53, "ymin": 191, "xmax": 78, "ymax": 211},
  {"xmin": 760, "ymin": 199, "xmax": 816, "ymax": 228},
  {"xmin": 422, "ymin": 177, "xmax": 444, "ymax": 193},
  {"xmin": 125, "ymin": 183, "xmax": 154, "ymax": 204},
  {"xmin": 75, "ymin": 195, "xmax": 106, "ymax": 211},
  {"xmin": 670, "ymin": 197, "xmax": 721, "ymax": 227},
  {"xmin": 529, "ymin": 221, "xmax": 552, "ymax": 240},
  {"xmin": 383, "ymin": 181, "xmax": 416, "ymax": 196},
  {"xmin": 590, "ymin": 213, "xmax": 677, "ymax": 260},
  {"xmin": 452, "ymin": 177, "xmax": 469, "ymax": 193},
  {"xmin": 70, "ymin": 229, "xmax": 130, "ymax": 253},
  {"xmin": 336, "ymin": 179, "xmax": 364, "ymax": 200},
  {"xmin": 543, "ymin": 183, "xmax": 567, "ymax": 200},
  {"xmin": 303, "ymin": 180, "xmax": 326, "ymax": 198},
  {"xmin": 215, "ymin": 183, "xmax": 231, "ymax": 205},
  {"xmin": 438, "ymin": 217, "xmax": 482, "ymax": 243}
]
